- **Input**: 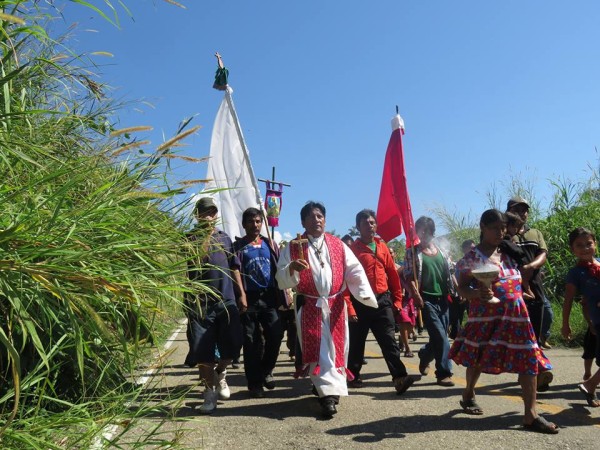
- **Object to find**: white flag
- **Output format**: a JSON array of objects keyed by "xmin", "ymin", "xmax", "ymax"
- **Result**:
[{"xmin": 204, "ymin": 87, "xmax": 264, "ymax": 240}]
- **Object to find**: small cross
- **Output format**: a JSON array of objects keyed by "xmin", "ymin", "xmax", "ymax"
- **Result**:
[{"xmin": 290, "ymin": 233, "xmax": 308, "ymax": 261}]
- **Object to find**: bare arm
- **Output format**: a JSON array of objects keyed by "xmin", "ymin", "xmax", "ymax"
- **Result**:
[
  {"xmin": 232, "ymin": 269, "xmax": 248, "ymax": 313},
  {"xmin": 407, "ymin": 280, "xmax": 424, "ymax": 309},
  {"xmin": 521, "ymin": 251, "xmax": 547, "ymax": 280}
]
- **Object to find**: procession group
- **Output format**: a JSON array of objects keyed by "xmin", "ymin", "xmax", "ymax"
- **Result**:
[{"xmin": 183, "ymin": 195, "xmax": 600, "ymax": 435}]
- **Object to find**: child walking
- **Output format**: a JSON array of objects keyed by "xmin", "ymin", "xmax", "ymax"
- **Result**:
[{"xmin": 561, "ymin": 227, "xmax": 600, "ymax": 408}]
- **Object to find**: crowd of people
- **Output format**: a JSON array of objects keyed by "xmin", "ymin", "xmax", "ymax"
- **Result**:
[{"xmin": 183, "ymin": 195, "xmax": 600, "ymax": 435}]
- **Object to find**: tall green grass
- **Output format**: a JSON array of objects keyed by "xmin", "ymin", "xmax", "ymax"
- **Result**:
[{"xmin": 1, "ymin": 1, "xmax": 202, "ymax": 448}]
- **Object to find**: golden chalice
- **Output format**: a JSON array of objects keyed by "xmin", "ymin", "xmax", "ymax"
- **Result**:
[{"xmin": 471, "ymin": 265, "xmax": 501, "ymax": 304}]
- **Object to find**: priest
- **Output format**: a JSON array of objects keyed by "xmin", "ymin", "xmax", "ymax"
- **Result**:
[{"xmin": 276, "ymin": 201, "xmax": 377, "ymax": 418}]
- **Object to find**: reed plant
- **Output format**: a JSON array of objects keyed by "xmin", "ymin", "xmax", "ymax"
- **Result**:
[{"xmin": 1, "ymin": 1, "xmax": 201, "ymax": 448}]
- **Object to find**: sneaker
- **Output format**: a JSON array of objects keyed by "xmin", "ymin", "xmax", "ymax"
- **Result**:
[
  {"xmin": 537, "ymin": 371, "xmax": 553, "ymax": 392},
  {"xmin": 199, "ymin": 388, "xmax": 218, "ymax": 414},
  {"xmin": 264, "ymin": 373, "xmax": 275, "ymax": 390},
  {"xmin": 215, "ymin": 369, "xmax": 231, "ymax": 400}
]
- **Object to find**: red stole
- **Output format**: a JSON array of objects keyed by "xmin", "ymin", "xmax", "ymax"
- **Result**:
[{"xmin": 290, "ymin": 233, "xmax": 347, "ymax": 376}]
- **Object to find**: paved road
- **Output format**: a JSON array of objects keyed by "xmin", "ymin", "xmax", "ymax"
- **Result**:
[{"xmin": 124, "ymin": 325, "xmax": 599, "ymax": 449}]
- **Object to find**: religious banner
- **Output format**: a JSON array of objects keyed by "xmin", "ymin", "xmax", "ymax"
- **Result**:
[
  {"xmin": 203, "ymin": 56, "xmax": 266, "ymax": 239},
  {"xmin": 264, "ymin": 181, "xmax": 283, "ymax": 227}
]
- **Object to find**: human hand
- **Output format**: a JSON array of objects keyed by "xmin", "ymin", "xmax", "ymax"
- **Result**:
[
  {"xmin": 478, "ymin": 285, "xmax": 494, "ymax": 301},
  {"xmin": 237, "ymin": 294, "xmax": 248, "ymax": 314},
  {"xmin": 413, "ymin": 295, "xmax": 424, "ymax": 309},
  {"xmin": 349, "ymin": 315, "xmax": 358, "ymax": 322},
  {"xmin": 289, "ymin": 259, "xmax": 309, "ymax": 274},
  {"xmin": 521, "ymin": 264, "xmax": 534, "ymax": 280}
]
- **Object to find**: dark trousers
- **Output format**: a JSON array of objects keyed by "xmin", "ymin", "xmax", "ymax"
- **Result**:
[
  {"xmin": 241, "ymin": 290, "xmax": 283, "ymax": 389},
  {"xmin": 279, "ymin": 308, "xmax": 297, "ymax": 357},
  {"xmin": 525, "ymin": 296, "xmax": 554, "ymax": 343},
  {"xmin": 448, "ymin": 297, "xmax": 468, "ymax": 340},
  {"xmin": 419, "ymin": 295, "xmax": 452, "ymax": 379},
  {"xmin": 348, "ymin": 292, "xmax": 408, "ymax": 380}
]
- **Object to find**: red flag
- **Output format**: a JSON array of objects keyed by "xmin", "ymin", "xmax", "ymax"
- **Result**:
[{"xmin": 376, "ymin": 114, "xmax": 419, "ymax": 247}]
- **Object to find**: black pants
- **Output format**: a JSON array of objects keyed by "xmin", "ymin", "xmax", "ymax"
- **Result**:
[
  {"xmin": 279, "ymin": 308, "xmax": 297, "ymax": 357},
  {"xmin": 241, "ymin": 289, "xmax": 284, "ymax": 389},
  {"xmin": 348, "ymin": 292, "xmax": 407, "ymax": 380},
  {"xmin": 448, "ymin": 297, "xmax": 467, "ymax": 340}
]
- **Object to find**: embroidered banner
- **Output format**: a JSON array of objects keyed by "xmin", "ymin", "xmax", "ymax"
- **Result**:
[{"xmin": 265, "ymin": 181, "xmax": 283, "ymax": 227}]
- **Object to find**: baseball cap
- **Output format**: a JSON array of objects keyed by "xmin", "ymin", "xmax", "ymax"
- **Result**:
[
  {"xmin": 194, "ymin": 196, "xmax": 218, "ymax": 215},
  {"xmin": 506, "ymin": 196, "xmax": 530, "ymax": 211}
]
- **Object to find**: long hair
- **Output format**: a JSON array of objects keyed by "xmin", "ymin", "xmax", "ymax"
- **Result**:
[{"xmin": 479, "ymin": 209, "xmax": 506, "ymax": 243}]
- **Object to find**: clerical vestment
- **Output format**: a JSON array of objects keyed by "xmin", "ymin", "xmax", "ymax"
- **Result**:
[{"xmin": 276, "ymin": 233, "xmax": 376, "ymax": 397}]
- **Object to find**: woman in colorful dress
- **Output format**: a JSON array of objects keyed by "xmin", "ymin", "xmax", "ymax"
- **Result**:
[{"xmin": 449, "ymin": 209, "xmax": 558, "ymax": 434}]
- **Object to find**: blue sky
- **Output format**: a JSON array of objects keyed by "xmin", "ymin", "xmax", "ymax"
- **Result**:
[{"xmin": 61, "ymin": 0, "xmax": 600, "ymax": 241}]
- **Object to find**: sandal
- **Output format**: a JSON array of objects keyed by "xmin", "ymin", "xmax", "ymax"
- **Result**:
[
  {"xmin": 404, "ymin": 351, "xmax": 414, "ymax": 358},
  {"xmin": 578, "ymin": 384, "xmax": 600, "ymax": 407},
  {"xmin": 536, "ymin": 371, "xmax": 553, "ymax": 392},
  {"xmin": 522, "ymin": 416, "xmax": 559, "ymax": 434},
  {"xmin": 459, "ymin": 398, "xmax": 484, "ymax": 415}
]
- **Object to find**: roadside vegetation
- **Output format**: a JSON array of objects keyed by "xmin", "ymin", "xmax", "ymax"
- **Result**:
[{"xmin": 0, "ymin": 1, "xmax": 203, "ymax": 448}]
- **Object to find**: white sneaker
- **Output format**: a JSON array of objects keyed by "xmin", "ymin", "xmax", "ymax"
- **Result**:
[
  {"xmin": 199, "ymin": 388, "xmax": 218, "ymax": 414},
  {"xmin": 215, "ymin": 369, "xmax": 231, "ymax": 400}
]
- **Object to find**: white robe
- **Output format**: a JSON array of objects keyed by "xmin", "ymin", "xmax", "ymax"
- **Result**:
[{"xmin": 276, "ymin": 234, "xmax": 377, "ymax": 396}]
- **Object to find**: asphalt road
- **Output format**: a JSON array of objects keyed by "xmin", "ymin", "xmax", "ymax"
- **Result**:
[{"xmin": 122, "ymin": 325, "xmax": 600, "ymax": 449}]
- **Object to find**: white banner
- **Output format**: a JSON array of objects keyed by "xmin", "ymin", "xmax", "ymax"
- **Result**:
[{"xmin": 204, "ymin": 88, "xmax": 265, "ymax": 240}]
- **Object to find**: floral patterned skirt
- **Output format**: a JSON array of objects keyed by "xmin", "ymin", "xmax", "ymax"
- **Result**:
[{"xmin": 449, "ymin": 296, "xmax": 552, "ymax": 375}]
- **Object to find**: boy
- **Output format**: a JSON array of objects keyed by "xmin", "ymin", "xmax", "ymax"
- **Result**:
[{"xmin": 561, "ymin": 227, "xmax": 600, "ymax": 408}]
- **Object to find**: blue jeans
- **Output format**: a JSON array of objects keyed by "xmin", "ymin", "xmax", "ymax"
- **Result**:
[{"xmin": 419, "ymin": 297, "xmax": 452, "ymax": 379}]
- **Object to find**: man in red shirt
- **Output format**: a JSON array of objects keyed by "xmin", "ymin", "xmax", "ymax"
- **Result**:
[{"xmin": 347, "ymin": 209, "xmax": 415, "ymax": 394}]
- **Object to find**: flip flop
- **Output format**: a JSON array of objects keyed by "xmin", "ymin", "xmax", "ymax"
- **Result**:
[
  {"xmin": 522, "ymin": 416, "xmax": 559, "ymax": 434},
  {"xmin": 459, "ymin": 398, "xmax": 484, "ymax": 415},
  {"xmin": 404, "ymin": 351, "xmax": 415, "ymax": 358},
  {"xmin": 578, "ymin": 384, "xmax": 600, "ymax": 407}
]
